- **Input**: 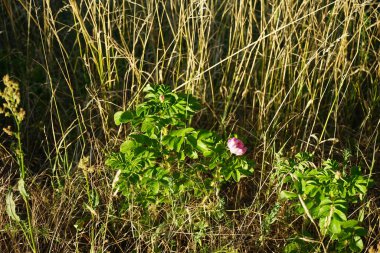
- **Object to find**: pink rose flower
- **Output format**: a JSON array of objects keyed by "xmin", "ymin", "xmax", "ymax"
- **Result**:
[{"xmin": 227, "ymin": 137, "xmax": 247, "ymax": 156}]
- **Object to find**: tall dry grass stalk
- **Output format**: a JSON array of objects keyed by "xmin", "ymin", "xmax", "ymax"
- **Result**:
[{"xmin": 0, "ymin": 0, "xmax": 379, "ymax": 252}]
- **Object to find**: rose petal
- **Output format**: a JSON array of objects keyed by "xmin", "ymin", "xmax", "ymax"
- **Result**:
[{"xmin": 227, "ymin": 138, "xmax": 247, "ymax": 156}]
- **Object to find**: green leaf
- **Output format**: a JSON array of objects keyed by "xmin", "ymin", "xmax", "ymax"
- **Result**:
[
  {"xmin": 130, "ymin": 134, "xmax": 154, "ymax": 145},
  {"xmin": 341, "ymin": 219, "xmax": 358, "ymax": 228},
  {"xmin": 352, "ymin": 236, "xmax": 364, "ymax": 252},
  {"xmin": 151, "ymin": 181, "xmax": 159, "ymax": 195},
  {"xmin": 136, "ymin": 104, "xmax": 147, "ymax": 116},
  {"xmin": 189, "ymin": 150, "xmax": 198, "ymax": 159},
  {"xmin": 284, "ymin": 241, "xmax": 302, "ymax": 253},
  {"xmin": 350, "ymin": 166, "xmax": 361, "ymax": 176},
  {"xmin": 329, "ymin": 218, "xmax": 341, "ymax": 234},
  {"xmin": 114, "ymin": 111, "xmax": 134, "ymax": 125},
  {"xmin": 224, "ymin": 171, "xmax": 233, "ymax": 180},
  {"xmin": 333, "ymin": 200, "xmax": 348, "ymax": 214},
  {"xmin": 198, "ymin": 130, "xmax": 213, "ymax": 140},
  {"xmin": 143, "ymin": 83, "xmax": 154, "ymax": 93},
  {"xmin": 174, "ymin": 137, "xmax": 184, "ymax": 152},
  {"xmin": 170, "ymin": 127, "xmax": 194, "ymax": 137},
  {"xmin": 129, "ymin": 173, "xmax": 140, "ymax": 184},
  {"xmin": 144, "ymin": 93, "xmax": 156, "ymax": 99},
  {"xmin": 317, "ymin": 204, "xmax": 331, "ymax": 217},
  {"xmin": 87, "ymin": 189, "xmax": 100, "ymax": 210},
  {"xmin": 168, "ymin": 136, "xmax": 178, "ymax": 150},
  {"xmin": 141, "ymin": 117, "xmax": 156, "ymax": 133},
  {"xmin": 18, "ymin": 178, "xmax": 29, "ymax": 200},
  {"xmin": 355, "ymin": 183, "xmax": 367, "ymax": 195},
  {"xmin": 354, "ymin": 226, "xmax": 367, "ymax": 236},
  {"xmin": 187, "ymin": 134, "xmax": 197, "ymax": 148},
  {"xmin": 279, "ymin": 191, "xmax": 298, "ymax": 200},
  {"xmin": 203, "ymin": 150, "xmax": 214, "ymax": 157},
  {"xmin": 120, "ymin": 139, "xmax": 139, "ymax": 153},
  {"xmin": 114, "ymin": 111, "xmax": 123, "ymax": 125},
  {"xmin": 179, "ymin": 150, "xmax": 185, "ymax": 161},
  {"xmin": 320, "ymin": 198, "xmax": 332, "ymax": 206},
  {"xmin": 304, "ymin": 183, "xmax": 316, "ymax": 195},
  {"xmin": 6, "ymin": 192, "xmax": 21, "ymax": 222},
  {"xmin": 334, "ymin": 208, "xmax": 347, "ymax": 221},
  {"xmin": 162, "ymin": 136, "xmax": 175, "ymax": 150},
  {"xmin": 232, "ymin": 170, "xmax": 241, "ymax": 182},
  {"xmin": 197, "ymin": 140, "xmax": 209, "ymax": 152}
]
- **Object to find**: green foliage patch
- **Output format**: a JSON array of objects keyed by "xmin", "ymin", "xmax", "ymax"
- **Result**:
[
  {"xmin": 106, "ymin": 84, "xmax": 254, "ymax": 208},
  {"xmin": 275, "ymin": 152, "xmax": 372, "ymax": 252}
]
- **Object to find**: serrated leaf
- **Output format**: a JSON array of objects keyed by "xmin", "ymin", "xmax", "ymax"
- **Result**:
[{"xmin": 6, "ymin": 192, "xmax": 20, "ymax": 222}]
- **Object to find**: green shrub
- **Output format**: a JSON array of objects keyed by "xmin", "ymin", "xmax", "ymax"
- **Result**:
[
  {"xmin": 106, "ymin": 84, "xmax": 254, "ymax": 208},
  {"xmin": 275, "ymin": 152, "xmax": 372, "ymax": 252}
]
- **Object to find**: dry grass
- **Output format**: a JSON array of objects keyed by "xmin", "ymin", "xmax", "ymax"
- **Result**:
[{"xmin": 0, "ymin": 0, "xmax": 379, "ymax": 252}]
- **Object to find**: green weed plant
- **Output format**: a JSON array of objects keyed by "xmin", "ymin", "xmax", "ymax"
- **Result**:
[
  {"xmin": 276, "ymin": 152, "xmax": 372, "ymax": 252},
  {"xmin": 1, "ymin": 75, "xmax": 36, "ymax": 253}
]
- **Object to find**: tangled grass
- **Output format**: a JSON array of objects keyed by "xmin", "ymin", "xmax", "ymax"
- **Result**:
[{"xmin": 0, "ymin": 0, "xmax": 379, "ymax": 252}]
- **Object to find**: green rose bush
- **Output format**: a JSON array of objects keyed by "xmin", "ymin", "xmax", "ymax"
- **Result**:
[{"xmin": 106, "ymin": 84, "xmax": 254, "ymax": 208}]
